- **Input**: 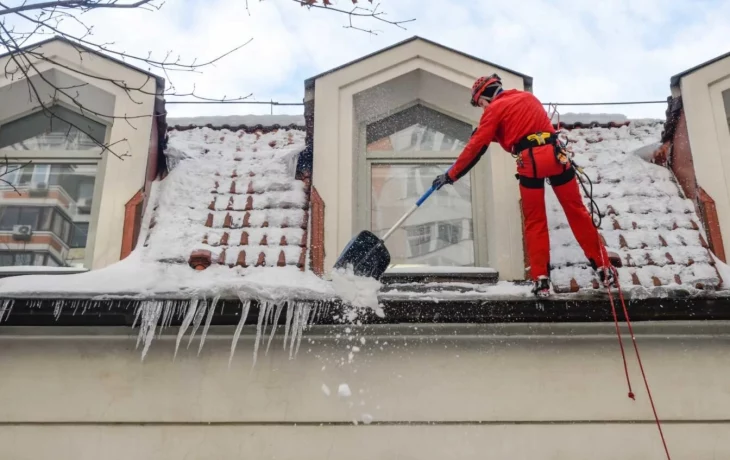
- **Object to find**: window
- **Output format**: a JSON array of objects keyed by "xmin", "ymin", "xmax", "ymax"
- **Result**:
[
  {"xmin": 364, "ymin": 104, "xmax": 479, "ymax": 268},
  {"xmin": 370, "ymin": 163, "xmax": 474, "ymax": 266},
  {"xmin": 0, "ymin": 251, "xmax": 61, "ymax": 267},
  {"xmin": 69, "ymin": 222, "xmax": 89, "ymax": 248},
  {"xmin": 0, "ymin": 105, "xmax": 106, "ymax": 151},
  {"xmin": 0, "ymin": 106, "xmax": 103, "ymax": 270},
  {"xmin": 366, "ymin": 104, "xmax": 470, "ymax": 155}
]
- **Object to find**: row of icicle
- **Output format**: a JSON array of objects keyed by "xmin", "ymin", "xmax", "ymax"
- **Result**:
[{"xmin": 0, "ymin": 297, "xmax": 326, "ymax": 365}]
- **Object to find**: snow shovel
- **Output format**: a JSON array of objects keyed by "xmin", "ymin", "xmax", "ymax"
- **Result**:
[{"xmin": 333, "ymin": 169, "xmax": 448, "ymax": 280}]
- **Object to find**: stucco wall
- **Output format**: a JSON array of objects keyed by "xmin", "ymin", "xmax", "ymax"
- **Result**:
[
  {"xmin": 311, "ymin": 39, "xmax": 527, "ymax": 279},
  {"xmin": 0, "ymin": 40, "xmax": 158, "ymax": 269},
  {"xmin": 0, "ymin": 322, "xmax": 728, "ymax": 459},
  {"xmin": 678, "ymin": 56, "xmax": 730, "ymax": 262}
]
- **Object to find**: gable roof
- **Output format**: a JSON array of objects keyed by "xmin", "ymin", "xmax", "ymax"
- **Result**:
[
  {"xmin": 0, "ymin": 35, "xmax": 166, "ymax": 90},
  {"xmin": 670, "ymin": 50, "xmax": 730, "ymax": 87},
  {"xmin": 304, "ymin": 36, "xmax": 533, "ymax": 91}
]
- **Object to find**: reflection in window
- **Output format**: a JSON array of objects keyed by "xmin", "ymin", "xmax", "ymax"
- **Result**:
[
  {"xmin": 366, "ymin": 104, "xmax": 472, "ymax": 155},
  {"xmin": 0, "ymin": 163, "xmax": 96, "ymax": 205},
  {"xmin": 0, "ymin": 105, "xmax": 107, "ymax": 151},
  {"xmin": 0, "ymin": 162, "xmax": 96, "ymax": 268},
  {"xmin": 371, "ymin": 163, "xmax": 474, "ymax": 267}
]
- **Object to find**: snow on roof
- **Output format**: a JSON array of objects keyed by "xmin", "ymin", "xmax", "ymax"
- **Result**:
[
  {"xmin": 548, "ymin": 121, "xmax": 722, "ymax": 293},
  {"xmin": 167, "ymin": 114, "xmax": 305, "ymax": 129},
  {"xmin": 0, "ymin": 126, "xmax": 334, "ymax": 303}
]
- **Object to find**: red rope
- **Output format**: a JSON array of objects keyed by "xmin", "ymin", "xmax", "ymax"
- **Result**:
[
  {"xmin": 610, "ymin": 267, "xmax": 671, "ymax": 459},
  {"xmin": 595, "ymin": 237, "xmax": 670, "ymax": 458},
  {"xmin": 604, "ymin": 275, "xmax": 634, "ymax": 399}
]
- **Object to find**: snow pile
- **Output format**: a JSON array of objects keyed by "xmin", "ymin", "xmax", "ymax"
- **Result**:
[{"xmin": 329, "ymin": 267, "xmax": 385, "ymax": 320}]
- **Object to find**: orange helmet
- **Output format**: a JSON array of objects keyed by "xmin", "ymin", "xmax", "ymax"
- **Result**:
[{"xmin": 470, "ymin": 74, "xmax": 502, "ymax": 106}]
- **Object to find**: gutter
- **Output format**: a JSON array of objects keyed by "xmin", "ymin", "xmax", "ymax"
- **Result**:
[{"xmin": 2, "ymin": 293, "xmax": 730, "ymax": 327}]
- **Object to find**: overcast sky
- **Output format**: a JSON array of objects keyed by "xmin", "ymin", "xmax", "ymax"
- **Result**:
[{"xmin": 4, "ymin": 0, "xmax": 730, "ymax": 120}]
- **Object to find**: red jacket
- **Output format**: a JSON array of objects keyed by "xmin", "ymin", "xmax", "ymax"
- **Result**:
[{"xmin": 448, "ymin": 89, "xmax": 555, "ymax": 181}]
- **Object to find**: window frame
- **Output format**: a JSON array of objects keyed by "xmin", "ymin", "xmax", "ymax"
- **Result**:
[
  {"xmin": 0, "ymin": 101, "xmax": 110, "ymax": 160},
  {"xmin": 356, "ymin": 100, "xmax": 490, "ymax": 267},
  {"xmin": 0, "ymin": 102, "xmax": 109, "ymax": 269}
]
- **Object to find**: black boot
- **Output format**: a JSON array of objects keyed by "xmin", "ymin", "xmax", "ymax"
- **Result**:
[
  {"xmin": 532, "ymin": 276, "xmax": 551, "ymax": 298},
  {"xmin": 589, "ymin": 259, "xmax": 616, "ymax": 288},
  {"xmin": 596, "ymin": 266, "xmax": 616, "ymax": 287}
]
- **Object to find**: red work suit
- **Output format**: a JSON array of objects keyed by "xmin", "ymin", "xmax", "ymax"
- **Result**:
[{"xmin": 448, "ymin": 89, "xmax": 608, "ymax": 280}]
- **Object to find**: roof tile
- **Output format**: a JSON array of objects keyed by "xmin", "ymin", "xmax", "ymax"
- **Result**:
[
  {"xmin": 164, "ymin": 126, "xmax": 309, "ymax": 273},
  {"xmin": 548, "ymin": 121, "xmax": 721, "ymax": 292}
]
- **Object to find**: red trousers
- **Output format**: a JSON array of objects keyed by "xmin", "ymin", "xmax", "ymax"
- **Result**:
[{"xmin": 517, "ymin": 145, "xmax": 608, "ymax": 280}]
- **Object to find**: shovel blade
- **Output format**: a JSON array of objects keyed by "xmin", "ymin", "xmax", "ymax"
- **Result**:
[{"xmin": 333, "ymin": 230, "xmax": 391, "ymax": 279}]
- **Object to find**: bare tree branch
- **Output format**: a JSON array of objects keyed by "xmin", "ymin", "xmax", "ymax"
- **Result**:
[
  {"xmin": 0, "ymin": 155, "xmax": 32, "ymax": 196},
  {"xmin": 1, "ymin": 1, "xmax": 155, "ymax": 16},
  {"xmin": 292, "ymin": 0, "xmax": 415, "ymax": 34}
]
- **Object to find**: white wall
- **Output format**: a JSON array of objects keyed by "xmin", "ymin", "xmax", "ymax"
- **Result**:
[
  {"xmin": 678, "ymin": 56, "xmax": 730, "ymax": 261},
  {"xmin": 312, "ymin": 39, "xmax": 527, "ymax": 279},
  {"xmin": 0, "ymin": 321, "xmax": 728, "ymax": 459},
  {"xmin": 0, "ymin": 40, "xmax": 158, "ymax": 269}
]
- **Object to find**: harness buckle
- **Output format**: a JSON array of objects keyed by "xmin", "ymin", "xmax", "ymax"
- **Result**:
[{"xmin": 526, "ymin": 132, "xmax": 550, "ymax": 146}]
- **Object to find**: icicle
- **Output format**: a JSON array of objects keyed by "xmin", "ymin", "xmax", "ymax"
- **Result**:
[
  {"xmin": 265, "ymin": 303, "xmax": 284, "ymax": 355},
  {"xmin": 262, "ymin": 301, "xmax": 270, "ymax": 341},
  {"xmin": 283, "ymin": 301, "xmax": 294, "ymax": 349},
  {"xmin": 294, "ymin": 303, "xmax": 312, "ymax": 358},
  {"xmin": 0, "ymin": 299, "xmax": 13, "ymax": 323},
  {"xmin": 174, "ymin": 298, "xmax": 199, "ymax": 360},
  {"xmin": 138, "ymin": 301, "xmax": 163, "ymax": 360},
  {"xmin": 53, "ymin": 300, "xmax": 63, "ymax": 320},
  {"xmin": 251, "ymin": 302, "xmax": 269, "ymax": 369},
  {"xmin": 132, "ymin": 301, "xmax": 143, "ymax": 330},
  {"xmin": 198, "ymin": 296, "xmax": 219, "ymax": 356},
  {"xmin": 187, "ymin": 297, "xmax": 208, "ymax": 349},
  {"xmin": 288, "ymin": 302, "xmax": 304, "ymax": 359},
  {"xmin": 228, "ymin": 300, "xmax": 252, "ymax": 368},
  {"xmin": 309, "ymin": 302, "xmax": 320, "ymax": 327},
  {"xmin": 159, "ymin": 300, "xmax": 174, "ymax": 336}
]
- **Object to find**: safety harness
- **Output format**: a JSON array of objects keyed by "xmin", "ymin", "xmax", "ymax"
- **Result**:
[{"xmin": 512, "ymin": 131, "xmax": 603, "ymax": 228}]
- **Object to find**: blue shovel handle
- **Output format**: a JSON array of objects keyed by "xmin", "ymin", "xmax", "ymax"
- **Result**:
[{"xmin": 381, "ymin": 166, "xmax": 453, "ymax": 242}]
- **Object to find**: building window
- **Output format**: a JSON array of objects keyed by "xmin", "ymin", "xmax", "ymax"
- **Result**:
[
  {"xmin": 0, "ymin": 105, "xmax": 106, "ymax": 151},
  {"xmin": 0, "ymin": 162, "xmax": 97, "ymax": 268}
]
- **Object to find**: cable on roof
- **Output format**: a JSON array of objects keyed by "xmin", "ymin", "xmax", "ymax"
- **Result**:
[{"xmin": 164, "ymin": 100, "xmax": 668, "ymax": 106}]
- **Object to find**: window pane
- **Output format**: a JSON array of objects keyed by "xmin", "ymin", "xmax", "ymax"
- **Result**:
[
  {"xmin": 14, "ymin": 253, "xmax": 32, "ymax": 266},
  {"xmin": 69, "ymin": 222, "xmax": 89, "ymax": 248},
  {"xmin": 371, "ymin": 163, "xmax": 475, "ymax": 267},
  {"xmin": 0, "ymin": 105, "xmax": 107, "ymax": 151},
  {"xmin": 0, "ymin": 207, "xmax": 19, "ymax": 229},
  {"xmin": 366, "ymin": 104, "xmax": 472, "ymax": 155},
  {"xmin": 18, "ymin": 208, "xmax": 40, "ymax": 227},
  {"xmin": 0, "ymin": 163, "xmax": 21, "ymax": 189}
]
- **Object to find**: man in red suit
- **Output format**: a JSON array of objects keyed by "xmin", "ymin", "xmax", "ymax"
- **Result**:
[{"xmin": 432, "ymin": 74, "xmax": 613, "ymax": 297}]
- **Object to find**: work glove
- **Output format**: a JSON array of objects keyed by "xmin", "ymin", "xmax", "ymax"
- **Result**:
[{"xmin": 432, "ymin": 172, "xmax": 454, "ymax": 190}]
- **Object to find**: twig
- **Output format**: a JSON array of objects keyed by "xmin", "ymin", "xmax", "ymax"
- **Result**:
[{"xmin": 0, "ymin": 155, "xmax": 33, "ymax": 196}]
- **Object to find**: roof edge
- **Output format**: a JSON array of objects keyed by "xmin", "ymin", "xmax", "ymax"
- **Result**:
[
  {"xmin": 304, "ymin": 36, "xmax": 533, "ymax": 91},
  {"xmin": 670, "ymin": 49, "xmax": 730, "ymax": 87},
  {"xmin": 0, "ymin": 35, "xmax": 166, "ymax": 91}
]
